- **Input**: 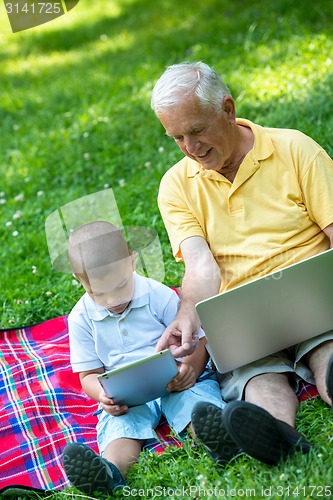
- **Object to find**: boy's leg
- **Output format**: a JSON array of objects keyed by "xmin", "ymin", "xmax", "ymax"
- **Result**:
[
  {"xmin": 161, "ymin": 370, "xmax": 226, "ymax": 434},
  {"xmin": 103, "ymin": 438, "xmax": 145, "ymax": 477},
  {"xmin": 62, "ymin": 441, "xmax": 128, "ymax": 496},
  {"xmin": 64, "ymin": 403, "xmax": 160, "ymax": 495}
]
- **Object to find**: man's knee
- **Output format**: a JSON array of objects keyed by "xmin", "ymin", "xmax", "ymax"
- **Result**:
[
  {"xmin": 244, "ymin": 372, "xmax": 291, "ymax": 398},
  {"xmin": 304, "ymin": 339, "xmax": 333, "ymax": 367}
]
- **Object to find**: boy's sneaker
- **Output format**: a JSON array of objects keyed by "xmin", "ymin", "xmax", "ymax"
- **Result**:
[
  {"xmin": 62, "ymin": 442, "xmax": 127, "ymax": 496},
  {"xmin": 223, "ymin": 401, "xmax": 313, "ymax": 465},
  {"xmin": 191, "ymin": 402, "xmax": 241, "ymax": 465},
  {"xmin": 326, "ymin": 352, "xmax": 333, "ymax": 413}
]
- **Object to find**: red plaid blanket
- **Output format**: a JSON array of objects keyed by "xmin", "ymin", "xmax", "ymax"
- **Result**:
[
  {"xmin": 0, "ymin": 316, "xmax": 319, "ymax": 493},
  {"xmin": 0, "ymin": 316, "xmax": 182, "ymax": 492}
]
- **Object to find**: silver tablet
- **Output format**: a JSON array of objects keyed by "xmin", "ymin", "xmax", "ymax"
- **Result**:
[{"xmin": 97, "ymin": 349, "xmax": 178, "ymax": 407}]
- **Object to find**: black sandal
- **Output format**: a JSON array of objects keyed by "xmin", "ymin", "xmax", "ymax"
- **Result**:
[
  {"xmin": 191, "ymin": 402, "xmax": 241, "ymax": 465},
  {"xmin": 222, "ymin": 401, "xmax": 313, "ymax": 465}
]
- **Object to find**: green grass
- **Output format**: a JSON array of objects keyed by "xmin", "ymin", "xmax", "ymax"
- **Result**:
[{"xmin": 1, "ymin": 0, "xmax": 333, "ymax": 497}]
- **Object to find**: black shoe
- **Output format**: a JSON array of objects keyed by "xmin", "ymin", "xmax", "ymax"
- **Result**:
[
  {"xmin": 62, "ymin": 442, "xmax": 127, "ymax": 496},
  {"xmin": 223, "ymin": 401, "xmax": 313, "ymax": 465},
  {"xmin": 326, "ymin": 353, "xmax": 333, "ymax": 412},
  {"xmin": 191, "ymin": 402, "xmax": 241, "ymax": 465}
]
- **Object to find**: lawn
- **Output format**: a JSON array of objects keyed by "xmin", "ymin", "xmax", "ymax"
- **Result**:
[{"xmin": 0, "ymin": 0, "xmax": 332, "ymax": 498}]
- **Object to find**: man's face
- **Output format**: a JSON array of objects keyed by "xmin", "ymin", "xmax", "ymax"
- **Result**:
[
  {"xmin": 158, "ymin": 95, "xmax": 237, "ymax": 173},
  {"xmin": 82, "ymin": 256, "xmax": 135, "ymax": 314}
]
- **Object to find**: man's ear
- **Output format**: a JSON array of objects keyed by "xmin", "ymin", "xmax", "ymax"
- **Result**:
[{"xmin": 222, "ymin": 96, "xmax": 236, "ymax": 122}]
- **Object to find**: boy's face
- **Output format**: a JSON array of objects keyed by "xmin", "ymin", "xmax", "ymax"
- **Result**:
[{"xmin": 79, "ymin": 256, "xmax": 135, "ymax": 314}]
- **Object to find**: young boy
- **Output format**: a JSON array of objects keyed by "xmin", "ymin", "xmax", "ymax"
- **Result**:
[{"xmin": 62, "ymin": 220, "xmax": 225, "ymax": 496}]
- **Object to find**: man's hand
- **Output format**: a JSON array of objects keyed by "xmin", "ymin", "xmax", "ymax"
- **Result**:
[
  {"xmin": 99, "ymin": 389, "xmax": 128, "ymax": 416},
  {"xmin": 167, "ymin": 362, "xmax": 196, "ymax": 392},
  {"xmin": 155, "ymin": 305, "xmax": 200, "ymax": 357},
  {"xmin": 155, "ymin": 236, "xmax": 221, "ymax": 357}
]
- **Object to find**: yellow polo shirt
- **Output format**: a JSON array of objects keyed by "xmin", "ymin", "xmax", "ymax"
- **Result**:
[{"xmin": 158, "ymin": 119, "xmax": 333, "ymax": 293}]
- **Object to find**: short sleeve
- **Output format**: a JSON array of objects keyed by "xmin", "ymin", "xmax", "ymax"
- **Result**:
[
  {"xmin": 300, "ymin": 149, "xmax": 333, "ymax": 229},
  {"xmin": 148, "ymin": 280, "xmax": 180, "ymax": 325},
  {"xmin": 68, "ymin": 310, "xmax": 103, "ymax": 373},
  {"xmin": 158, "ymin": 168, "xmax": 205, "ymax": 261}
]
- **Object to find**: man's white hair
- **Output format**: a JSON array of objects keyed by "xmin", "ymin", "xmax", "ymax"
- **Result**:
[{"xmin": 151, "ymin": 61, "xmax": 232, "ymax": 115}]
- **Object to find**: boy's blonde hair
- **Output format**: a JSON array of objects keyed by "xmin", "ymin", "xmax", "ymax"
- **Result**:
[{"xmin": 68, "ymin": 221, "xmax": 130, "ymax": 281}]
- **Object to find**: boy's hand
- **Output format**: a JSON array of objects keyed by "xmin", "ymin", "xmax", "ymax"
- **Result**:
[
  {"xmin": 99, "ymin": 389, "xmax": 128, "ymax": 416},
  {"xmin": 167, "ymin": 362, "xmax": 196, "ymax": 392}
]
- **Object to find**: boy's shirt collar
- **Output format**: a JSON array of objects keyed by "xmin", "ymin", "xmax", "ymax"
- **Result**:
[{"xmin": 85, "ymin": 272, "xmax": 150, "ymax": 321}]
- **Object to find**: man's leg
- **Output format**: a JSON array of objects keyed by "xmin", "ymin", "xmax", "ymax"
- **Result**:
[
  {"xmin": 244, "ymin": 372, "xmax": 299, "ymax": 426},
  {"xmin": 192, "ymin": 364, "xmax": 312, "ymax": 466},
  {"xmin": 304, "ymin": 340, "xmax": 333, "ymax": 405},
  {"xmin": 218, "ymin": 372, "xmax": 310, "ymax": 465},
  {"xmin": 326, "ymin": 354, "xmax": 333, "ymax": 412}
]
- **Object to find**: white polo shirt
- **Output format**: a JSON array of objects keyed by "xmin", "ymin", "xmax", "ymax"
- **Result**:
[{"xmin": 68, "ymin": 273, "xmax": 199, "ymax": 373}]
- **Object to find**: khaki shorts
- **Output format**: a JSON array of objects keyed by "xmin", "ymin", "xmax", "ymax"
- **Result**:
[{"xmin": 217, "ymin": 331, "xmax": 333, "ymax": 402}]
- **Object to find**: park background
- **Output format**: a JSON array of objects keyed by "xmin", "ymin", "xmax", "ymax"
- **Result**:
[{"xmin": 0, "ymin": 0, "xmax": 332, "ymax": 498}]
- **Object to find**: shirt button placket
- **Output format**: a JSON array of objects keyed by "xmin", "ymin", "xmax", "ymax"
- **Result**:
[{"xmin": 118, "ymin": 318, "xmax": 131, "ymax": 346}]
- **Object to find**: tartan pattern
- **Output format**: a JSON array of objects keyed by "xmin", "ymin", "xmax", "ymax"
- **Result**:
[
  {"xmin": 0, "ymin": 316, "xmax": 99, "ymax": 491},
  {"xmin": 0, "ymin": 314, "xmax": 319, "ymax": 492},
  {"xmin": 0, "ymin": 316, "xmax": 182, "ymax": 492},
  {"xmin": 296, "ymin": 380, "xmax": 319, "ymax": 403}
]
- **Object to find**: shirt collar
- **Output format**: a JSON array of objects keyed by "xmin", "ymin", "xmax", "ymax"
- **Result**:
[
  {"xmin": 237, "ymin": 118, "xmax": 274, "ymax": 161},
  {"xmin": 85, "ymin": 272, "xmax": 150, "ymax": 322}
]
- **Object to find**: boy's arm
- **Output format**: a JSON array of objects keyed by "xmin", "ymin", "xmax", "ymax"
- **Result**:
[
  {"xmin": 79, "ymin": 368, "xmax": 129, "ymax": 416},
  {"xmin": 79, "ymin": 367, "xmax": 105, "ymax": 401},
  {"xmin": 181, "ymin": 336, "xmax": 209, "ymax": 379},
  {"xmin": 167, "ymin": 337, "xmax": 209, "ymax": 392}
]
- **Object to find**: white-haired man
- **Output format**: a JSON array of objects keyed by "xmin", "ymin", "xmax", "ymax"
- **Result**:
[{"xmin": 151, "ymin": 61, "xmax": 333, "ymax": 465}]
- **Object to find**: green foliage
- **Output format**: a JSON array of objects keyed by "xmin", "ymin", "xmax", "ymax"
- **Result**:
[
  {"xmin": 2, "ymin": 400, "xmax": 331, "ymax": 499},
  {"xmin": 1, "ymin": 0, "xmax": 333, "ymax": 327},
  {"xmin": 0, "ymin": 0, "xmax": 333, "ymax": 498}
]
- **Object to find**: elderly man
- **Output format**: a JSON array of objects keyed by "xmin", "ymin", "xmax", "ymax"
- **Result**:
[{"xmin": 151, "ymin": 61, "xmax": 333, "ymax": 465}]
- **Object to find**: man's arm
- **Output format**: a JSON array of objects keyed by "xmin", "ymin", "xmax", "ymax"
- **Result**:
[
  {"xmin": 323, "ymin": 222, "xmax": 333, "ymax": 247},
  {"xmin": 156, "ymin": 236, "xmax": 221, "ymax": 357}
]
